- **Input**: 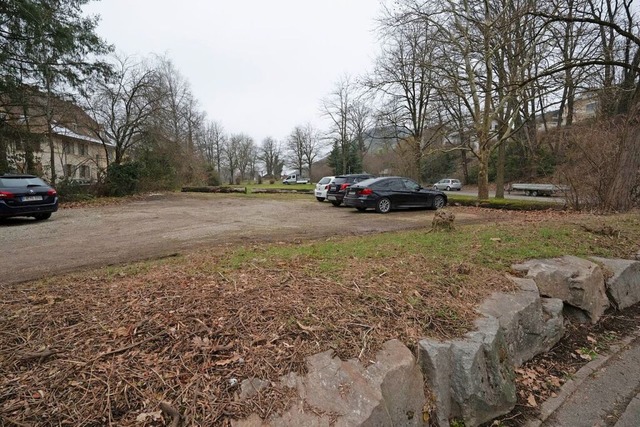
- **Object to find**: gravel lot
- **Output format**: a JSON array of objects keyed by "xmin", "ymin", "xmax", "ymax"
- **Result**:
[{"xmin": 1, "ymin": 192, "xmax": 488, "ymax": 285}]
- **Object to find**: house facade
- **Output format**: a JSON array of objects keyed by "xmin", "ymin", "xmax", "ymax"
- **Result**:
[{"xmin": 0, "ymin": 91, "xmax": 114, "ymax": 183}]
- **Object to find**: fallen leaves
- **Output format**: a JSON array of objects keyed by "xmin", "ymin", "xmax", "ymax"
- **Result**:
[{"xmin": 0, "ymin": 234, "xmax": 513, "ymax": 425}]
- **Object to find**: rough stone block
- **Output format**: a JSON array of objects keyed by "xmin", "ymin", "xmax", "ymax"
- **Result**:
[
  {"xmin": 591, "ymin": 257, "xmax": 640, "ymax": 310},
  {"xmin": 418, "ymin": 339, "xmax": 453, "ymax": 426},
  {"xmin": 419, "ymin": 318, "xmax": 516, "ymax": 427},
  {"xmin": 513, "ymin": 256, "xmax": 609, "ymax": 323},
  {"xmin": 234, "ymin": 339, "xmax": 425, "ymax": 426},
  {"xmin": 478, "ymin": 277, "xmax": 564, "ymax": 366}
]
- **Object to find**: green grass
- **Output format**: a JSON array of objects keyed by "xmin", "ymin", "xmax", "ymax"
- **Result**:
[
  {"xmin": 447, "ymin": 194, "xmax": 561, "ymax": 210},
  {"xmin": 213, "ymin": 213, "xmax": 639, "ymax": 275},
  {"xmin": 233, "ymin": 182, "xmax": 315, "ymax": 191}
]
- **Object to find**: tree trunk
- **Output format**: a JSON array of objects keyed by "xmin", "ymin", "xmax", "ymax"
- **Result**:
[
  {"xmin": 47, "ymin": 129, "xmax": 56, "ymax": 185},
  {"xmin": 0, "ymin": 137, "xmax": 8, "ymax": 173},
  {"xmin": 477, "ymin": 149, "xmax": 490, "ymax": 200},
  {"xmin": 461, "ymin": 148, "xmax": 469, "ymax": 184},
  {"xmin": 495, "ymin": 141, "xmax": 505, "ymax": 199}
]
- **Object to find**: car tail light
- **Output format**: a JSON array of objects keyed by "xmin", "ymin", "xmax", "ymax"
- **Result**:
[
  {"xmin": 359, "ymin": 188, "xmax": 373, "ymax": 195},
  {"xmin": 340, "ymin": 183, "xmax": 349, "ymax": 191},
  {"xmin": 47, "ymin": 189, "xmax": 57, "ymax": 196},
  {"xmin": 324, "ymin": 184, "xmax": 330, "ymax": 190},
  {"xmin": 0, "ymin": 191, "xmax": 15, "ymax": 199}
]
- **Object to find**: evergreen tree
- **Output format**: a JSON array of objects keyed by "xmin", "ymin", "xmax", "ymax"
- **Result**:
[{"xmin": 0, "ymin": 0, "xmax": 112, "ymax": 182}]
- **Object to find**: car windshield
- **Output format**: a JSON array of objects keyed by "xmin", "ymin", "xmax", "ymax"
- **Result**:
[
  {"xmin": 318, "ymin": 177, "xmax": 332, "ymax": 185},
  {"xmin": 0, "ymin": 177, "xmax": 47, "ymax": 188}
]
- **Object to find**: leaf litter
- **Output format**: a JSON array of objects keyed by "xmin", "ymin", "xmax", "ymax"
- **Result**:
[{"xmin": 0, "ymin": 248, "xmax": 511, "ymax": 426}]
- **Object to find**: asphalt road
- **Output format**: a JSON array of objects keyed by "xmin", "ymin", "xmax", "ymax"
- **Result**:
[{"xmin": 0, "ymin": 192, "xmax": 491, "ymax": 286}]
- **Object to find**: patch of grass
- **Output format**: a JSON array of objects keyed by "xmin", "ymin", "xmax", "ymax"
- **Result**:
[
  {"xmin": 240, "ymin": 183, "xmax": 315, "ymax": 191},
  {"xmin": 217, "ymin": 212, "xmax": 639, "ymax": 275},
  {"xmin": 448, "ymin": 194, "xmax": 561, "ymax": 210}
]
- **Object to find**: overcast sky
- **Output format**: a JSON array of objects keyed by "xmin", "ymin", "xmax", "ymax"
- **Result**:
[{"xmin": 82, "ymin": 0, "xmax": 383, "ymax": 145}]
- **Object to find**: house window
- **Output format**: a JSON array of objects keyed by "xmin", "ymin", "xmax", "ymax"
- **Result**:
[
  {"xmin": 63, "ymin": 141, "xmax": 75, "ymax": 155},
  {"xmin": 586, "ymin": 102, "xmax": 597, "ymax": 113},
  {"xmin": 79, "ymin": 165, "xmax": 91, "ymax": 179},
  {"xmin": 64, "ymin": 164, "xmax": 76, "ymax": 178},
  {"xmin": 78, "ymin": 143, "xmax": 88, "ymax": 156}
]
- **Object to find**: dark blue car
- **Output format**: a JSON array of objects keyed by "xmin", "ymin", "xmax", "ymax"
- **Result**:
[
  {"xmin": 0, "ymin": 174, "xmax": 59, "ymax": 220},
  {"xmin": 343, "ymin": 176, "xmax": 447, "ymax": 213}
]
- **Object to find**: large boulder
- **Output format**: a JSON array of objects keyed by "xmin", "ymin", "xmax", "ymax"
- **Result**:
[
  {"xmin": 512, "ymin": 256, "xmax": 609, "ymax": 323},
  {"xmin": 419, "ymin": 317, "xmax": 516, "ymax": 427},
  {"xmin": 233, "ymin": 339, "xmax": 426, "ymax": 427},
  {"xmin": 591, "ymin": 257, "xmax": 640, "ymax": 310},
  {"xmin": 478, "ymin": 277, "xmax": 564, "ymax": 366}
]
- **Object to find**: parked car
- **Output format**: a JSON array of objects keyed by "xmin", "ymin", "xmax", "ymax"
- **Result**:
[
  {"xmin": 0, "ymin": 174, "xmax": 59, "ymax": 220},
  {"xmin": 326, "ymin": 174, "xmax": 374, "ymax": 206},
  {"xmin": 433, "ymin": 178, "xmax": 462, "ymax": 191},
  {"xmin": 314, "ymin": 176, "xmax": 335, "ymax": 202},
  {"xmin": 344, "ymin": 176, "xmax": 447, "ymax": 213}
]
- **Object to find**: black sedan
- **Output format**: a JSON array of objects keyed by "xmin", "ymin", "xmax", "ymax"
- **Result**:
[
  {"xmin": 0, "ymin": 174, "xmax": 59, "ymax": 220},
  {"xmin": 343, "ymin": 176, "xmax": 447, "ymax": 213}
]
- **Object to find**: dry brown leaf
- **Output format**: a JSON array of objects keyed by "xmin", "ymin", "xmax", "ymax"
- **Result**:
[
  {"xmin": 214, "ymin": 354, "xmax": 241, "ymax": 366},
  {"xmin": 527, "ymin": 394, "xmax": 537, "ymax": 407}
]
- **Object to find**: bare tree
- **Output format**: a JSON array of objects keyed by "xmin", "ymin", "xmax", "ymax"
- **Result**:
[
  {"xmin": 259, "ymin": 136, "xmax": 284, "ymax": 178},
  {"xmin": 367, "ymin": 12, "xmax": 440, "ymax": 180},
  {"xmin": 200, "ymin": 120, "xmax": 226, "ymax": 174},
  {"xmin": 84, "ymin": 55, "xmax": 161, "ymax": 166},
  {"xmin": 322, "ymin": 76, "xmax": 354, "ymax": 175},
  {"xmin": 287, "ymin": 126, "xmax": 306, "ymax": 175},
  {"xmin": 236, "ymin": 134, "xmax": 256, "ymax": 181},
  {"xmin": 349, "ymin": 97, "xmax": 375, "ymax": 171},
  {"xmin": 223, "ymin": 133, "xmax": 242, "ymax": 184},
  {"xmin": 300, "ymin": 123, "xmax": 323, "ymax": 180}
]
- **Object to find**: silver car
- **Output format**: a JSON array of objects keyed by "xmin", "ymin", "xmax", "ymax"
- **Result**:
[
  {"xmin": 314, "ymin": 176, "xmax": 335, "ymax": 201},
  {"xmin": 433, "ymin": 178, "xmax": 462, "ymax": 191}
]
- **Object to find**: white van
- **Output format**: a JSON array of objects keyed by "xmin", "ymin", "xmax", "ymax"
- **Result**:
[{"xmin": 282, "ymin": 173, "xmax": 310, "ymax": 184}]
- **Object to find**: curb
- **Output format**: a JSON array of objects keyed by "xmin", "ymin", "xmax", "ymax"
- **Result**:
[{"xmin": 525, "ymin": 327, "xmax": 640, "ymax": 426}]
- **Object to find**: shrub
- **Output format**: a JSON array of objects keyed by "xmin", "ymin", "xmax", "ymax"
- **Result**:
[
  {"xmin": 555, "ymin": 115, "xmax": 640, "ymax": 212},
  {"xmin": 105, "ymin": 162, "xmax": 141, "ymax": 197},
  {"xmin": 55, "ymin": 179, "xmax": 96, "ymax": 203},
  {"xmin": 206, "ymin": 167, "xmax": 221, "ymax": 186}
]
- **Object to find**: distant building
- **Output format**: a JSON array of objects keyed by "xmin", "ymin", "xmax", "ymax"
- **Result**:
[
  {"xmin": 0, "ymin": 90, "xmax": 114, "ymax": 182},
  {"xmin": 537, "ymin": 93, "xmax": 599, "ymax": 132}
]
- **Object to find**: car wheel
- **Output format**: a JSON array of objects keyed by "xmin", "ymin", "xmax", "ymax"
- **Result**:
[
  {"xmin": 433, "ymin": 195, "xmax": 445, "ymax": 210},
  {"xmin": 33, "ymin": 213, "xmax": 52, "ymax": 220},
  {"xmin": 433, "ymin": 185, "xmax": 438, "ymax": 190},
  {"xmin": 375, "ymin": 197, "xmax": 391, "ymax": 214},
  {"xmin": 446, "ymin": 186, "xmax": 451, "ymax": 191},
  {"xmin": 316, "ymin": 197, "xmax": 325, "ymax": 202},
  {"xmin": 356, "ymin": 207, "xmax": 366, "ymax": 212},
  {"xmin": 531, "ymin": 190, "xmax": 538, "ymax": 197},
  {"xmin": 331, "ymin": 200, "xmax": 342, "ymax": 207}
]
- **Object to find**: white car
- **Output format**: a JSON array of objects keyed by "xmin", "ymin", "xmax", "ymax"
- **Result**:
[
  {"xmin": 314, "ymin": 176, "xmax": 335, "ymax": 201},
  {"xmin": 433, "ymin": 178, "xmax": 462, "ymax": 191}
]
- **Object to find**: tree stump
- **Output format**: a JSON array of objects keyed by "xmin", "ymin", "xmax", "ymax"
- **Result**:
[{"xmin": 432, "ymin": 210, "xmax": 455, "ymax": 231}]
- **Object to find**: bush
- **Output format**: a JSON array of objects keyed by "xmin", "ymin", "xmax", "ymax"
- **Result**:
[
  {"xmin": 105, "ymin": 162, "xmax": 141, "ymax": 197},
  {"xmin": 206, "ymin": 167, "xmax": 221, "ymax": 186},
  {"xmin": 55, "ymin": 179, "xmax": 97, "ymax": 203},
  {"xmin": 556, "ymin": 116, "xmax": 640, "ymax": 212}
]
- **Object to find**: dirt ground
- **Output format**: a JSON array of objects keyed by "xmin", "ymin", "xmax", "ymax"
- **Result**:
[{"xmin": 0, "ymin": 192, "xmax": 502, "ymax": 286}]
